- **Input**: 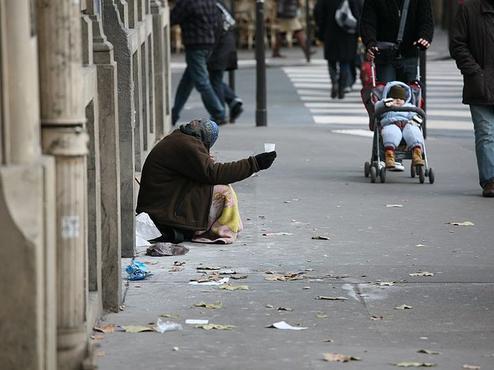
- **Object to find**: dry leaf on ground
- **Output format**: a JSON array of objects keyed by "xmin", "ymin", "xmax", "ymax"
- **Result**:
[
  {"xmin": 160, "ymin": 313, "xmax": 180, "ymax": 319},
  {"xmin": 267, "ymin": 321, "xmax": 307, "ymax": 330},
  {"xmin": 316, "ymin": 312, "xmax": 328, "ymax": 319},
  {"xmin": 323, "ymin": 353, "xmax": 361, "ymax": 362},
  {"xmin": 192, "ymin": 301, "xmax": 223, "ymax": 309},
  {"xmin": 277, "ymin": 307, "xmax": 293, "ymax": 311},
  {"xmin": 264, "ymin": 272, "xmax": 304, "ymax": 281},
  {"xmin": 417, "ymin": 349, "xmax": 440, "ymax": 355},
  {"xmin": 409, "ymin": 272, "xmax": 435, "ymax": 277},
  {"xmin": 93, "ymin": 324, "xmax": 120, "ymax": 333},
  {"xmin": 448, "ymin": 221, "xmax": 475, "ymax": 226},
  {"xmin": 219, "ymin": 284, "xmax": 249, "ymax": 291},
  {"xmin": 195, "ymin": 323, "xmax": 235, "ymax": 330},
  {"xmin": 230, "ymin": 274, "xmax": 248, "ymax": 280},
  {"xmin": 316, "ymin": 296, "xmax": 348, "ymax": 301},
  {"xmin": 371, "ymin": 315, "xmax": 384, "ymax": 320},
  {"xmin": 386, "ymin": 204, "xmax": 404, "ymax": 208},
  {"xmin": 196, "ymin": 265, "xmax": 221, "ymax": 271},
  {"xmin": 312, "ymin": 236, "xmax": 331, "ymax": 240},
  {"xmin": 121, "ymin": 325, "xmax": 154, "ymax": 333},
  {"xmin": 393, "ymin": 362, "xmax": 436, "ymax": 367},
  {"xmin": 395, "ymin": 304, "xmax": 413, "ymax": 310},
  {"xmin": 378, "ymin": 281, "xmax": 396, "ymax": 286}
]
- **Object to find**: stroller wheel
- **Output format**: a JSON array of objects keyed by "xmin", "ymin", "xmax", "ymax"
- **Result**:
[
  {"xmin": 370, "ymin": 166, "xmax": 377, "ymax": 183},
  {"xmin": 428, "ymin": 168, "xmax": 435, "ymax": 184},
  {"xmin": 410, "ymin": 164, "xmax": 416, "ymax": 178},
  {"xmin": 418, "ymin": 166, "xmax": 425, "ymax": 184},
  {"xmin": 364, "ymin": 161, "xmax": 370, "ymax": 178},
  {"xmin": 379, "ymin": 167, "xmax": 386, "ymax": 183}
]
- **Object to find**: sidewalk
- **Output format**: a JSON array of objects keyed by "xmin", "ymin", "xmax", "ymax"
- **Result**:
[{"xmin": 96, "ymin": 118, "xmax": 494, "ymax": 369}]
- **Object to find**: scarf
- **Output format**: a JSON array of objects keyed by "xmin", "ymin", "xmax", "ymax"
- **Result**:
[{"xmin": 179, "ymin": 119, "xmax": 219, "ymax": 150}]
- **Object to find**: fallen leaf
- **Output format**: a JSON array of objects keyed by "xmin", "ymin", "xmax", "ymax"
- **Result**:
[
  {"xmin": 219, "ymin": 268, "xmax": 236, "ymax": 275},
  {"xmin": 189, "ymin": 277, "xmax": 230, "ymax": 286},
  {"xmin": 196, "ymin": 265, "xmax": 221, "ymax": 271},
  {"xmin": 93, "ymin": 324, "xmax": 120, "ymax": 333},
  {"xmin": 448, "ymin": 221, "xmax": 474, "ymax": 226},
  {"xmin": 395, "ymin": 304, "xmax": 413, "ymax": 310},
  {"xmin": 378, "ymin": 281, "xmax": 396, "ymax": 286},
  {"xmin": 463, "ymin": 365, "xmax": 480, "ymax": 369},
  {"xmin": 230, "ymin": 274, "xmax": 248, "ymax": 280},
  {"xmin": 265, "ymin": 304, "xmax": 274, "ymax": 309},
  {"xmin": 409, "ymin": 272, "xmax": 435, "ymax": 277},
  {"xmin": 277, "ymin": 307, "xmax": 293, "ymax": 311},
  {"xmin": 323, "ymin": 339, "xmax": 334, "ymax": 343},
  {"xmin": 316, "ymin": 312, "xmax": 328, "ymax": 319},
  {"xmin": 262, "ymin": 232, "xmax": 294, "ymax": 236},
  {"xmin": 192, "ymin": 301, "xmax": 223, "ymax": 309},
  {"xmin": 169, "ymin": 266, "xmax": 183, "ymax": 272},
  {"xmin": 219, "ymin": 284, "xmax": 249, "ymax": 291},
  {"xmin": 267, "ymin": 321, "xmax": 307, "ymax": 330},
  {"xmin": 160, "ymin": 313, "xmax": 180, "ymax": 319},
  {"xmin": 393, "ymin": 362, "xmax": 436, "ymax": 367},
  {"xmin": 323, "ymin": 353, "xmax": 361, "ymax": 362},
  {"xmin": 173, "ymin": 261, "xmax": 186, "ymax": 266},
  {"xmin": 196, "ymin": 323, "xmax": 235, "ymax": 330},
  {"xmin": 312, "ymin": 235, "xmax": 331, "ymax": 240},
  {"xmin": 370, "ymin": 315, "xmax": 384, "ymax": 321},
  {"xmin": 316, "ymin": 296, "xmax": 348, "ymax": 301},
  {"xmin": 264, "ymin": 272, "xmax": 304, "ymax": 281},
  {"xmin": 417, "ymin": 349, "xmax": 440, "ymax": 355},
  {"xmin": 386, "ymin": 204, "xmax": 404, "ymax": 208},
  {"xmin": 172, "ymin": 346, "xmax": 179, "ymax": 351},
  {"xmin": 121, "ymin": 325, "xmax": 154, "ymax": 333}
]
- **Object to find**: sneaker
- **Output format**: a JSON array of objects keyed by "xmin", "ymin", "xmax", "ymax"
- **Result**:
[
  {"xmin": 389, "ymin": 161, "xmax": 405, "ymax": 172},
  {"xmin": 229, "ymin": 99, "xmax": 243, "ymax": 123}
]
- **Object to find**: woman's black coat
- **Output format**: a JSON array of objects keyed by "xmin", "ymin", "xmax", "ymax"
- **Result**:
[{"xmin": 314, "ymin": 0, "xmax": 362, "ymax": 63}]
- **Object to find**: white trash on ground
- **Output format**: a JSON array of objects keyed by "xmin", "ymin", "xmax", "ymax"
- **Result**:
[{"xmin": 136, "ymin": 212, "xmax": 161, "ymax": 247}]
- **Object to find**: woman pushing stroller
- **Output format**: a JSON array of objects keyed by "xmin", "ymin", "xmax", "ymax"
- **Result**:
[{"xmin": 376, "ymin": 82, "xmax": 425, "ymax": 169}]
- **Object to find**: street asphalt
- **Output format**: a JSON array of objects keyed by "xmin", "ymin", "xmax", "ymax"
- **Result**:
[{"xmin": 96, "ymin": 28, "xmax": 494, "ymax": 370}]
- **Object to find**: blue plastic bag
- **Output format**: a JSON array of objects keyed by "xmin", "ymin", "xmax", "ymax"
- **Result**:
[{"xmin": 126, "ymin": 260, "xmax": 151, "ymax": 281}]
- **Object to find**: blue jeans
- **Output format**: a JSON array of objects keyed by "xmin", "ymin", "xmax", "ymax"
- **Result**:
[
  {"xmin": 469, "ymin": 105, "xmax": 494, "ymax": 188},
  {"xmin": 209, "ymin": 69, "xmax": 239, "ymax": 108},
  {"xmin": 376, "ymin": 57, "xmax": 418, "ymax": 83},
  {"xmin": 172, "ymin": 49, "xmax": 225, "ymax": 125}
]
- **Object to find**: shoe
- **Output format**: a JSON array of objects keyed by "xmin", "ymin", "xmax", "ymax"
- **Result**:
[
  {"xmin": 389, "ymin": 161, "xmax": 405, "ymax": 172},
  {"xmin": 331, "ymin": 86, "xmax": 338, "ymax": 99},
  {"xmin": 482, "ymin": 182, "xmax": 494, "ymax": 197},
  {"xmin": 229, "ymin": 100, "xmax": 243, "ymax": 123},
  {"xmin": 344, "ymin": 86, "xmax": 352, "ymax": 93},
  {"xmin": 338, "ymin": 89, "xmax": 345, "ymax": 99},
  {"xmin": 272, "ymin": 52, "xmax": 286, "ymax": 58},
  {"xmin": 385, "ymin": 149, "xmax": 395, "ymax": 168},
  {"xmin": 412, "ymin": 147, "xmax": 425, "ymax": 166},
  {"xmin": 213, "ymin": 117, "xmax": 227, "ymax": 126}
]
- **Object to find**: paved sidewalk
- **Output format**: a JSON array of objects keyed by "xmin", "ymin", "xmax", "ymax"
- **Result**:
[{"xmin": 96, "ymin": 119, "xmax": 494, "ymax": 369}]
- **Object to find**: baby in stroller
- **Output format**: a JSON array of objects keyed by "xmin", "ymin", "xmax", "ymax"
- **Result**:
[{"xmin": 375, "ymin": 82, "xmax": 425, "ymax": 169}]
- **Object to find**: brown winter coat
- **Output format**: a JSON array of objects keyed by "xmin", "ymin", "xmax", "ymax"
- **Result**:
[
  {"xmin": 450, "ymin": 0, "xmax": 494, "ymax": 105},
  {"xmin": 136, "ymin": 130, "xmax": 259, "ymax": 231}
]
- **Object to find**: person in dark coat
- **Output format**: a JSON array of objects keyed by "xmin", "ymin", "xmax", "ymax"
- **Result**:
[
  {"xmin": 208, "ymin": 1, "xmax": 244, "ymax": 123},
  {"xmin": 170, "ymin": 0, "xmax": 226, "ymax": 126},
  {"xmin": 314, "ymin": 0, "xmax": 362, "ymax": 99},
  {"xmin": 450, "ymin": 0, "xmax": 494, "ymax": 197},
  {"xmin": 360, "ymin": 0, "xmax": 434, "ymax": 83},
  {"xmin": 136, "ymin": 119, "xmax": 277, "ymax": 243}
]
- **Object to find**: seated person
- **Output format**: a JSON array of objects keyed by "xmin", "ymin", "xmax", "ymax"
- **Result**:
[
  {"xmin": 136, "ymin": 119, "xmax": 277, "ymax": 244},
  {"xmin": 375, "ymin": 82, "xmax": 425, "ymax": 169}
]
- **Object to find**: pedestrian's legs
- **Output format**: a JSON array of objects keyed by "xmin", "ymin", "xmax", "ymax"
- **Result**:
[
  {"xmin": 469, "ymin": 105, "xmax": 494, "ymax": 188},
  {"xmin": 222, "ymin": 82, "xmax": 243, "ymax": 122},
  {"xmin": 402, "ymin": 123, "xmax": 424, "ymax": 149},
  {"xmin": 376, "ymin": 62, "xmax": 396, "ymax": 82},
  {"xmin": 381, "ymin": 124, "xmax": 402, "ymax": 149},
  {"xmin": 338, "ymin": 62, "xmax": 351, "ymax": 99},
  {"xmin": 222, "ymin": 82, "xmax": 236, "ymax": 106},
  {"xmin": 172, "ymin": 60, "xmax": 195, "ymax": 125},
  {"xmin": 186, "ymin": 49, "xmax": 225, "ymax": 122},
  {"xmin": 272, "ymin": 31, "xmax": 284, "ymax": 57},
  {"xmin": 209, "ymin": 69, "xmax": 225, "ymax": 107},
  {"xmin": 293, "ymin": 29, "xmax": 309, "ymax": 58},
  {"xmin": 327, "ymin": 61, "xmax": 338, "ymax": 99}
]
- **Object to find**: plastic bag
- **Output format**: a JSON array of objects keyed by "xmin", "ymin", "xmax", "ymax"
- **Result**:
[
  {"xmin": 155, "ymin": 318, "xmax": 183, "ymax": 333},
  {"xmin": 125, "ymin": 260, "xmax": 152, "ymax": 281},
  {"xmin": 136, "ymin": 213, "xmax": 161, "ymax": 246}
]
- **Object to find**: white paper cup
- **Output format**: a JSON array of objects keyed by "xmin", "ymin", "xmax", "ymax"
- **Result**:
[{"xmin": 264, "ymin": 143, "xmax": 275, "ymax": 152}]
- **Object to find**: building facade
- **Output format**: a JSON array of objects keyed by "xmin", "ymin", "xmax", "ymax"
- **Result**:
[{"xmin": 0, "ymin": 0, "xmax": 171, "ymax": 368}]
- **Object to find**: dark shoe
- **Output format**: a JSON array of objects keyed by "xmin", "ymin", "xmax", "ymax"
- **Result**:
[
  {"xmin": 482, "ymin": 182, "xmax": 494, "ymax": 197},
  {"xmin": 272, "ymin": 52, "xmax": 286, "ymax": 58},
  {"xmin": 338, "ymin": 90, "xmax": 345, "ymax": 99},
  {"xmin": 229, "ymin": 100, "xmax": 243, "ymax": 123},
  {"xmin": 331, "ymin": 85, "xmax": 338, "ymax": 99}
]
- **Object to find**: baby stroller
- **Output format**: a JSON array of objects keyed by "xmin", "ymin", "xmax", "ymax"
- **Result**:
[{"xmin": 361, "ymin": 62, "xmax": 435, "ymax": 184}]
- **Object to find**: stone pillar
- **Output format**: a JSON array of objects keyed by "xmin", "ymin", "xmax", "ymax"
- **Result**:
[
  {"xmin": 36, "ymin": 0, "xmax": 89, "ymax": 368},
  {"xmin": 0, "ymin": 1, "xmax": 57, "ymax": 369},
  {"xmin": 102, "ymin": 0, "xmax": 137, "ymax": 257},
  {"xmin": 91, "ymin": 10, "xmax": 123, "ymax": 311}
]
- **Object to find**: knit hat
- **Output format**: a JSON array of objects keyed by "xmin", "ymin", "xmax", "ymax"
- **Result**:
[
  {"xmin": 180, "ymin": 119, "xmax": 219, "ymax": 149},
  {"xmin": 389, "ymin": 85, "xmax": 407, "ymax": 100}
]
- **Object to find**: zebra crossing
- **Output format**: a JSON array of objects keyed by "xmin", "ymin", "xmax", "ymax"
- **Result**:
[{"xmin": 282, "ymin": 59, "xmax": 473, "ymax": 136}]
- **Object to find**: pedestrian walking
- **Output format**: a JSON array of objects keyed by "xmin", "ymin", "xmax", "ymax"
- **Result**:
[
  {"xmin": 314, "ymin": 0, "xmax": 362, "ymax": 99},
  {"xmin": 170, "ymin": 0, "xmax": 226, "ymax": 126},
  {"xmin": 272, "ymin": 0, "xmax": 311, "ymax": 59},
  {"xmin": 208, "ymin": 1, "xmax": 244, "ymax": 123},
  {"xmin": 136, "ymin": 119, "xmax": 277, "ymax": 244},
  {"xmin": 450, "ymin": 0, "xmax": 494, "ymax": 197},
  {"xmin": 360, "ymin": 0, "xmax": 434, "ymax": 83}
]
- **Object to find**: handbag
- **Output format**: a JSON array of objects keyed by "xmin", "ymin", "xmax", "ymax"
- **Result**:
[
  {"xmin": 335, "ymin": 0, "xmax": 357, "ymax": 34},
  {"xmin": 375, "ymin": 0, "xmax": 410, "ymax": 64}
]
